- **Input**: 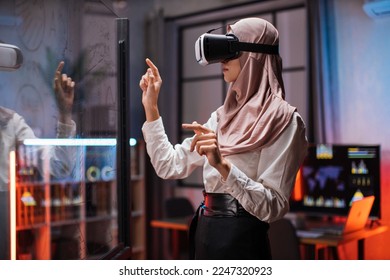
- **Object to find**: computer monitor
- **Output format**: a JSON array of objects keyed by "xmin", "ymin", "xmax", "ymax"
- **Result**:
[{"xmin": 290, "ymin": 144, "xmax": 381, "ymax": 219}]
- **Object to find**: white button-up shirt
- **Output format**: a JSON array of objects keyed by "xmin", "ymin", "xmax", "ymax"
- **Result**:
[
  {"xmin": 142, "ymin": 111, "xmax": 308, "ymax": 223},
  {"xmin": 0, "ymin": 108, "xmax": 76, "ymax": 192}
]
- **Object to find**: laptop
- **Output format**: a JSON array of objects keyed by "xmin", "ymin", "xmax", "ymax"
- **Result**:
[{"xmin": 309, "ymin": 196, "xmax": 375, "ymax": 236}]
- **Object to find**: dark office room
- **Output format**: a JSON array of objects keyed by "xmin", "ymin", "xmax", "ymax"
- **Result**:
[{"xmin": 1, "ymin": 0, "xmax": 390, "ymax": 275}]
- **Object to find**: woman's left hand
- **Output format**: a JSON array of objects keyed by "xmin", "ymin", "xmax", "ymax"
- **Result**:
[{"xmin": 182, "ymin": 121, "xmax": 231, "ymax": 180}]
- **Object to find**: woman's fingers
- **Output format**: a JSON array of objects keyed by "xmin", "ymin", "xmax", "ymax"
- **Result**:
[
  {"xmin": 145, "ymin": 58, "xmax": 155, "ymax": 68},
  {"xmin": 54, "ymin": 62, "xmax": 65, "ymax": 91},
  {"xmin": 187, "ymin": 132, "xmax": 216, "ymax": 152},
  {"xmin": 147, "ymin": 68, "xmax": 155, "ymax": 84},
  {"xmin": 182, "ymin": 122, "xmax": 213, "ymax": 135},
  {"xmin": 61, "ymin": 74, "xmax": 68, "ymax": 86},
  {"xmin": 140, "ymin": 59, "xmax": 161, "ymax": 95},
  {"xmin": 139, "ymin": 78, "xmax": 146, "ymax": 91},
  {"xmin": 182, "ymin": 121, "xmax": 222, "ymax": 168},
  {"xmin": 55, "ymin": 61, "xmax": 64, "ymax": 80},
  {"xmin": 146, "ymin": 58, "xmax": 160, "ymax": 79},
  {"xmin": 182, "ymin": 122, "xmax": 216, "ymax": 151},
  {"xmin": 139, "ymin": 72, "xmax": 150, "ymax": 91},
  {"xmin": 193, "ymin": 137, "xmax": 218, "ymax": 154},
  {"xmin": 146, "ymin": 58, "xmax": 158, "ymax": 74},
  {"xmin": 69, "ymin": 80, "xmax": 75, "ymax": 90}
]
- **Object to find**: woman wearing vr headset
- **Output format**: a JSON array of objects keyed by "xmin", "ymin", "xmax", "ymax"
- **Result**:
[{"xmin": 140, "ymin": 17, "xmax": 308, "ymax": 259}]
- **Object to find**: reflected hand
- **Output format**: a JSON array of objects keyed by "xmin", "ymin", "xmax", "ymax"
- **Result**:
[{"xmin": 53, "ymin": 61, "xmax": 75, "ymax": 124}]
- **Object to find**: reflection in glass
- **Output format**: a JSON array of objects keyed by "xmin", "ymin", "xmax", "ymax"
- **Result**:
[
  {"xmin": 10, "ymin": 140, "xmax": 118, "ymax": 259},
  {"xmin": 0, "ymin": 0, "xmax": 121, "ymax": 259}
]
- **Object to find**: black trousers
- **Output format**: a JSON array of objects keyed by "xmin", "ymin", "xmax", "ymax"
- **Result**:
[{"xmin": 189, "ymin": 192, "xmax": 271, "ymax": 260}]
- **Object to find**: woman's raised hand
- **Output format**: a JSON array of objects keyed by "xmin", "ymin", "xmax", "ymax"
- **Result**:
[{"xmin": 139, "ymin": 58, "xmax": 162, "ymax": 122}]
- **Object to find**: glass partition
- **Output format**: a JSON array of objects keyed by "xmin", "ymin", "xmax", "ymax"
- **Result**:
[
  {"xmin": 0, "ymin": 0, "xmax": 130, "ymax": 260},
  {"xmin": 10, "ymin": 140, "xmax": 117, "ymax": 259}
]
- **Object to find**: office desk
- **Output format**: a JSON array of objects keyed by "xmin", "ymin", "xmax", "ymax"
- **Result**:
[
  {"xmin": 150, "ymin": 217, "xmax": 190, "ymax": 259},
  {"xmin": 298, "ymin": 225, "xmax": 388, "ymax": 260},
  {"xmin": 151, "ymin": 218, "xmax": 388, "ymax": 260},
  {"xmin": 151, "ymin": 218, "xmax": 189, "ymax": 231}
]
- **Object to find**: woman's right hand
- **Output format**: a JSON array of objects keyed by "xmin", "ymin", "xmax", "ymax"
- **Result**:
[
  {"xmin": 139, "ymin": 58, "xmax": 162, "ymax": 122},
  {"xmin": 53, "ymin": 61, "xmax": 75, "ymax": 125}
]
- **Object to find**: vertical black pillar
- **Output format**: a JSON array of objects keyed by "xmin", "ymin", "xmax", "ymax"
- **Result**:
[{"xmin": 116, "ymin": 18, "xmax": 131, "ymax": 254}]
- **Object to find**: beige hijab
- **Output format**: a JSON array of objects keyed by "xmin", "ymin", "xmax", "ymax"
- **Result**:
[{"xmin": 216, "ymin": 17, "xmax": 296, "ymax": 156}]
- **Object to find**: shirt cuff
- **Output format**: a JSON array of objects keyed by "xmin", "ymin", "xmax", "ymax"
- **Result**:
[
  {"xmin": 57, "ymin": 120, "xmax": 76, "ymax": 138},
  {"xmin": 223, "ymin": 164, "xmax": 248, "ymax": 196},
  {"xmin": 141, "ymin": 117, "xmax": 165, "ymax": 142}
]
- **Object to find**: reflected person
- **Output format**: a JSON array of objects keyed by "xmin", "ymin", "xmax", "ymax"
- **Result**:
[{"xmin": 0, "ymin": 61, "xmax": 77, "ymax": 259}]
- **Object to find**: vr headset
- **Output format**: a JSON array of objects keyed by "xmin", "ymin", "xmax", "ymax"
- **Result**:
[
  {"xmin": 0, "ymin": 43, "xmax": 23, "ymax": 71},
  {"xmin": 195, "ymin": 33, "xmax": 279, "ymax": 66}
]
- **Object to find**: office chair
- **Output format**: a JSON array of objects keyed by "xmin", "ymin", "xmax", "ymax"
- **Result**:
[
  {"xmin": 164, "ymin": 197, "xmax": 194, "ymax": 219},
  {"xmin": 268, "ymin": 218, "xmax": 301, "ymax": 260}
]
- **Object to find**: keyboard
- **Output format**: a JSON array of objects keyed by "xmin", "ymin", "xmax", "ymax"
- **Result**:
[{"xmin": 309, "ymin": 225, "xmax": 344, "ymax": 235}]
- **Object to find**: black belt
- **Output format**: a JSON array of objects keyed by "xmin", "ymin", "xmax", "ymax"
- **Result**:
[{"xmin": 201, "ymin": 191, "xmax": 252, "ymax": 217}]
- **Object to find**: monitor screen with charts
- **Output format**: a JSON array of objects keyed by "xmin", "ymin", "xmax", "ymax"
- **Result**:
[{"xmin": 290, "ymin": 144, "xmax": 381, "ymax": 219}]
